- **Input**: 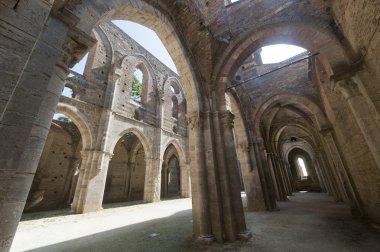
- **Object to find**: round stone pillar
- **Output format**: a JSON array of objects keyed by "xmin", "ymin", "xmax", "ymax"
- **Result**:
[
  {"xmin": 186, "ymin": 112, "xmax": 213, "ymax": 244},
  {"xmin": 219, "ymin": 110, "xmax": 252, "ymax": 241}
]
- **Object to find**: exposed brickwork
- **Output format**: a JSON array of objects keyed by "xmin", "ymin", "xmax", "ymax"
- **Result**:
[{"xmin": 2, "ymin": 1, "xmax": 380, "ymax": 251}]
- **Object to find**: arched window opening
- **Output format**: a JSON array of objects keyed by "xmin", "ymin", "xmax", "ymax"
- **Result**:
[
  {"xmin": 132, "ymin": 68, "xmax": 143, "ymax": 102},
  {"xmin": 297, "ymin": 157, "xmax": 309, "ymax": 179},
  {"xmin": 225, "ymin": 93, "xmax": 232, "ymax": 111},
  {"xmin": 112, "ymin": 20, "xmax": 178, "ymax": 73},
  {"xmin": 171, "ymin": 96, "xmax": 179, "ymax": 118},
  {"xmin": 170, "ymin": 82, "xmax": 180, "ymax": 94},
  {"xmin": 62, "ymin": 86, "xmax": 75, "ymax": 98}
]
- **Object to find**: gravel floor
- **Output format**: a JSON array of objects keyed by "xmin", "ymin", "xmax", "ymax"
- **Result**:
[{"xmin": 11, "ymin": 193, "xmax": 380, "ymax": 252}]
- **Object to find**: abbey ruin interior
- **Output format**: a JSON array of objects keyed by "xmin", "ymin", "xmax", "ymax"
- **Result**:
[{"xmin": 1, "ymin": 0, "xmax": 380, "ymax": 251}]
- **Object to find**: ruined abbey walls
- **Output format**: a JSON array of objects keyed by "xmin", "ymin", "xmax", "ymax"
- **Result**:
[
  {"xmin": 2, "ymin": 1, "xmax": 380, "ymax": 251},
  {"xmin": 25, "ymin": 22, "xmax": 190, "ymax": 213}
]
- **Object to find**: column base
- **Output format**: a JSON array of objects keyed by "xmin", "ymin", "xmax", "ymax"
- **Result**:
[
  {"xmin": 196, "ymin": 235, "xmax": 214, "ymax": 245},
  {"xmin": 236, "ymin": 230, "xmax": 252, "ymax": 241}
]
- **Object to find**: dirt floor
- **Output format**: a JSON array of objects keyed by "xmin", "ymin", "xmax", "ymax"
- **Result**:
[{"xmin": 11, "ymin": 192, "xmax": 380, "ymax": 252}]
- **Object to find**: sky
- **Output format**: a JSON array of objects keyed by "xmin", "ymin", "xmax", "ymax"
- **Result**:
[
  {"xmin": 71, "ymin": 20, "xmax": 178, "ymax": 75},
  {"xmin": 260, "ymin": 44, "xmax": 307, "ymax": 64},
  {"xmin": 71, "ymin": 21, "xmax": 306, "ymax": 74},
  {"xmin": 64, "ymin": 22, "xmax": 306, "ymax": 119}
]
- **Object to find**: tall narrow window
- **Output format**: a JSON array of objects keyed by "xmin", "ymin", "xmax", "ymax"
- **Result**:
[
  {"xmin": 297, "ymin": 157, "xmax": 308, "ymax": 177},
  {"xmin": 132, "ymin": 68, "xmax": 143, "ymax": 102},
  {"xmin": 171, "ymin": 96, "xmax": 178, "ymax": 118}
]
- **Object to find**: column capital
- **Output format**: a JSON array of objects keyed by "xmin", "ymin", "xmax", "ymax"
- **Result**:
[
  {"xmin": 335, "ymin": 78, "xmax": 360, "ymax": 99},
  {"xmin": 238, "ymin": 143, "xmax": 250, "ymax": 152},
  {"xmin": 145, "ymin": 157, "xmax": 163, "ymax": 162},
  {"xmin": 219, "ymin": 110, "xmax": 235, "ymax": 129},
  {"xmin": 59, "ymin": 26, "xmax": 97, "ymax": 70},
  {"xmin": 81, "ymin": 150, "xmax": 114, "ymax": 158},
  {"xmin": 186, "ymin": 111, "xmax": 201, "ymax": 130},
  {"xmin": 329, "ymin": 63, "xmax": 362, "ymax": 90}
]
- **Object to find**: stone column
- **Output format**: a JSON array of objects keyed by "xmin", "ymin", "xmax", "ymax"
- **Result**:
[
  {"xmin": 317, "ymin": 148, "xmax": 342, "ymax": 200},
  {"xmin": 284, "ymin": 161, "xmax": 297, "ymax": 192},
  {"xmin": 321, "ymin": 129, "xmax": 365, "ymax": 216},
  {"xmin": 219, "ymin": 111, "xmax": 251, "ymax": 240},
  {"xmin": 316, "ymin": 153, "xmax": 334, "ymax": 195},
  {"xmin": 336, "ymin": 78, "xmax": 380, "ymax": 171},
  {"xmin": 186, "ymin": 112, "xmax": 213, "ymax": 243},
  {"xmin": 0, "ymin": 15, "xmax": 71, "ymax": 250},
  {"xmin": 312, "ymin": 158, "xmax": 326, "ymax": 192},
  {"xmin": 71, "ymin": 150, "xmax": 91, "ymax": 212},
  {"xmin": 273, "ymin": 153, "xmax": 291, "ymax": 199},
  {"xmin": 321, "ymin": 130, "xmax": 349, "ymax": 201},
  {"xmin": 180, "ymin": 163, "xmax": 191, "ymax": 198},
  {"xmin": 161, "ymin": 162, "xmax": 168, "ymax": 198},
  {"xmin": 267, "ymin": 154, "xmax": 282, "ymax": 200},
  {"xmin": 238, "ymin": 143, "xmax": 266, "ymax": 211},
  {"xmin": 254, "ymin": 139, "xmax": 278, "ymax": 210},
  {"xmin": 211, "ymin": 110, "xmax": 236, "ymax": 242},
  {"xmin": 144, "ymin": 157, "xmax": 162, "ymax": 202},
  {"xmin": 278, "ymin": 155, "xmax": 293, "ymax": 196},
  {"xmin": 71, "ymin": 150, "xmax": 113, "ymax": 213}
]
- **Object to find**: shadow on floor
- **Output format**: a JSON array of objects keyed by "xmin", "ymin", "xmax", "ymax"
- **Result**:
[
  {"xmin": 26, "ymin": 209, "xmax": 201, "ymax": 252},
  {"xmin": 18, "ymin": 193, "xmax": 380, "ymax": 252},
  {"xmin": 21, "ymin": 208, "xmax": 74, "ymax": 222}
]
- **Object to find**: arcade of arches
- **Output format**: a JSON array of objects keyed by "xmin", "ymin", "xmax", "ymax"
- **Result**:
[{"xmin": 1, "ymin": 0, "xmax": 380, "ymax": 251}]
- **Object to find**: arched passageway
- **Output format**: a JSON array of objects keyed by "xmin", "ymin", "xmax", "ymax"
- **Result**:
[
  {"xmin": 103, "ymin": 132, "xmax": 146, "ymax": 204},
  {"xmin": 24, "ymin": 114, "xmax": 83, "ymax": 212},
  {"xmin": 161, "ymin": 144, "xmax": 181, "ymax": 198},
  {"xmin": 287, "ymin": 148, "xmax": 322, "ymax": 192}
]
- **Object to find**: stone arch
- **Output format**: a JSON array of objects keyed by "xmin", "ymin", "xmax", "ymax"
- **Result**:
[
  {"xmin": 286, "ymin": 147, "xmax": 323, "ymax": 192},
  {"xmin": 272, "ymin": 123, "xmax": 318, "ymax": 152},
  {"xmin": 171, "ymin": 96, "xmax": 179, "ymax": 118},
  {"xmin": 84, "ymin": 26, "xmax": 113, "ymax": 83},
  {"xmin": 162, "ymin": 77, "xmax": 184, "ymax": 95},
  {"xmin": 283, "ymin": 140, "xmax": 316, "ymax": 163},
  {"xmin": 129, "ymin": 142, "xmax": 144, "ymax": 164},
  {"xmin": 129, "ymin": 55, "xmax": 156, "ymax": 105},
  {"xmin": 262, "ymin": 105, "xmax": 321, "ymax": 152},
  {"xmin": 110, "ymin": 127, "xmax": 153, "ymax": 160},
  {"xmin": 253, "ymin": 93, "xmax": 330, "ymax": 135},
  {"xmin": 214, "ymin": 17, "xmax": 356, "ymax": 83},
  {"xmin": 55, "ymin": 103, "xmax": 94, "ymax": 150},
  {"xmin": 104, "ymin": 132, "xmax": 147, "ymax": 203},
  {"xmin": 161, "ymin": 139, "xmax": 187, "ymax": 165},
  {"xmin": 162, "ymin": 76, "xmax": 187, "ymax": 134},
  {"xmin": 71, "ymin": 1, "xmax": 202, "ymax": 112},
  {"xmin": 161, "ymin": 142, "xmax": 183, "ymax": 198},
  {"xmin": 26, "ymin": 104, "xmax": 88, "ymax": 212},
  {"xmin": 120, "ymin": 54, "xmax": 157, "ymax": 90}
]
